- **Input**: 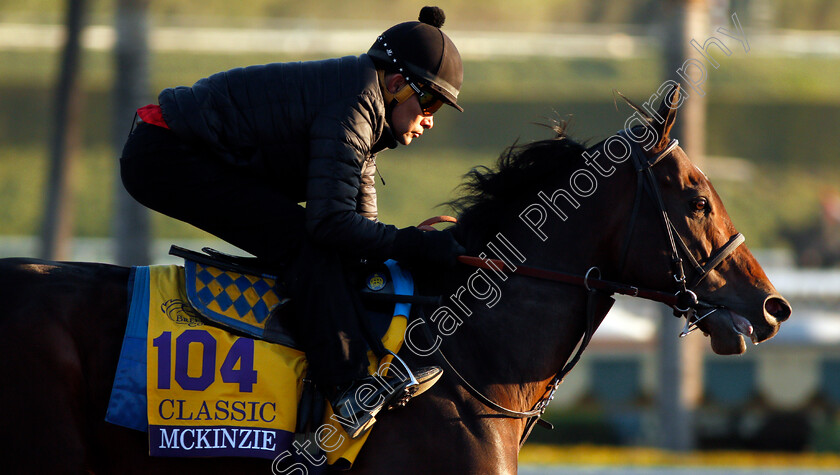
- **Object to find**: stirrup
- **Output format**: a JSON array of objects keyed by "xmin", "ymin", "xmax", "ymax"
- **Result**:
[
  {"xmin": 379, "ymin": 350, "xmax": 443, "ymax": 410},
  {"xmin": 379, "ymin": 350, "xmax": 418, "ymax": 409}
]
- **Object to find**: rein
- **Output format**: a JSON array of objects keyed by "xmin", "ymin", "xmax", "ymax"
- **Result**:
[
  {"xmin": 458, "ymin": 255, "xmax": 684, "ymax": 307},
  {"xmin": 415, "ymin": 133, "xmax": 746, "ymax": 447}
]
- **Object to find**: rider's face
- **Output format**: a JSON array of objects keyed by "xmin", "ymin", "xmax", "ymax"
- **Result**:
[{"xmin": 387, "ymin": 76, "xmax": 434, "ymax": 146}]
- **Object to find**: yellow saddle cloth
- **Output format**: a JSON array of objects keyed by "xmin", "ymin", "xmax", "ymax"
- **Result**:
[{"xmin": 106, "ymin": 264, "xmax": 412, "ymax": 468}]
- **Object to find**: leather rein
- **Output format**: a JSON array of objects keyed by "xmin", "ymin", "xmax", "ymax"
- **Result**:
[{"xmin": 416, "ymin": 132, "xmax": 745, "ymax": 447}]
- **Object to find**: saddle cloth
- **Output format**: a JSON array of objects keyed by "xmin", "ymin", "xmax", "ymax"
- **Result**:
[{"xmin": 105, "ymin": 261, "xmax": 414, "ymax": 467}]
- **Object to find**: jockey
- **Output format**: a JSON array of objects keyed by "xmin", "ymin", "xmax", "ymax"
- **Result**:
[{"xmin": 119, "ymin": 7, "xmax": 464, "ymax": 438}]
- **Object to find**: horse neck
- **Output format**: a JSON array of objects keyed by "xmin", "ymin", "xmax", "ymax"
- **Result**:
[
  {"xmin": 418, "ymin": 139, "xmax": 641, "ymax": 427},
  {"xmin": 435, "ymin": 217, "xmax": 611, "ymax": 415}
]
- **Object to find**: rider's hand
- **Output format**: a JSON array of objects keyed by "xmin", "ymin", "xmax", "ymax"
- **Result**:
[{"xmin": 393, "ymin": 227, "xmax": 465, "ymax": 268}]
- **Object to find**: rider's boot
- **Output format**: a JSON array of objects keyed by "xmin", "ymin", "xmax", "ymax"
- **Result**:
[{"xmin": 329, "ymin": 365, "xmax": 443, "ymax": 439}]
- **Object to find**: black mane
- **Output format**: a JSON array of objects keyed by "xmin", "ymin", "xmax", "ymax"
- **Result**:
[{"xmin": 448, "ymin": 122, "xmax": 589, "ymax": 249}]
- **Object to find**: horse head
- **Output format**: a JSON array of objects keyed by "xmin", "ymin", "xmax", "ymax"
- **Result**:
[
  {"xmin": 448, "ymin": 83, "xmax": 790, "ymax": 378},
  {"xmin": 601, "ymin": 85, "xmax": 791, "ymax": 355}
]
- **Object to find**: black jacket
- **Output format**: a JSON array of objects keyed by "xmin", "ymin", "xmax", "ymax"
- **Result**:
[{"xmin": 158, "ymin": 54, "xmax": 398, "ymax": 259}]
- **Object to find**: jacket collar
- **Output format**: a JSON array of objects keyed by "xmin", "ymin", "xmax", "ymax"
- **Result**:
[{"xmin": 372, "ymin": 123, "xmax": 398, "ymax": 154}]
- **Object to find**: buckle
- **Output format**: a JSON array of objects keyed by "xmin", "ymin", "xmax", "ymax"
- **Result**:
[
  {"xmin": 584, "ymin": 267, "xmax": 601, "ymax": 292},
  {"xmin": 673, "ymin": 289, "xmax": 698, "ymax": 314}
]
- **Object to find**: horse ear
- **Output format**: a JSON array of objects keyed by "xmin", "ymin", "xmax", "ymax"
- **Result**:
[{"xmin": 654, "ymin": 84, "xmax": 679, "ymax": 151}]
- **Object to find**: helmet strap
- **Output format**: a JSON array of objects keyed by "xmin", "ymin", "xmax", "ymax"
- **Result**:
[{"xmin": 378, "ymin": 69, "xmax": 416, "ymax": 110}]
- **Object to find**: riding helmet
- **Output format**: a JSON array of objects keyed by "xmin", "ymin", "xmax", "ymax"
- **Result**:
[{"xmin": 368, "ymin": 6, "xmax": 464, "ymax": 112}]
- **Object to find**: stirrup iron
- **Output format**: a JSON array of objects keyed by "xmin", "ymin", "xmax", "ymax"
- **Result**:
[{"xmin": 381, "ymin": 350, "xmax": 419, "ymax": 409}]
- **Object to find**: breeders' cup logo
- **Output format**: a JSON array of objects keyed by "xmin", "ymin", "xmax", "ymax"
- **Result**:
[
  {"xmin": 161, "ymin": 299, "xmax": 203, "ymax": 326},
  {"xmin": 367, "ymin": 272, "xmax": 387, "ymax": 291}
]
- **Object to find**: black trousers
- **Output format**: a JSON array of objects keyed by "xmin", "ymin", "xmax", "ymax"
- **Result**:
[{"xmin": 120, "ymin": 122, "xmax": 370, "ymax": 387}]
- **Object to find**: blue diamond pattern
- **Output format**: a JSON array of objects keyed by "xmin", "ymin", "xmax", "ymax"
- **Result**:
[
  {"xmin": 196, "ymin": 268, "xmax": 215, "ymax": 285},
  {"xmin": 252, "ymin": 279, "xmax": 271, "ymax": 295},
  {"xmin": 252, "ymin": 300, "xmax": 269, "ymax": 323},
  {"xmin": 215, "ymin": 273, "xmax": 234, "ymax": 289},
  {"xmin": 234, "ymin": 275, "xmax": 253, "ymax": 292},
  {"xmin": 196, "ymin": 286, "xmax": 216, "ymax": 305},
  {"xmin": 214, "ymin": 291, "xmax": 233, "ymax": 311},
  {"xmin": 232, "ymin": 295, "xmax": 252, "ymax": 318},
  {"xmin": 187, "ymin": 261, "xmax": 282, "ymax": 331}
]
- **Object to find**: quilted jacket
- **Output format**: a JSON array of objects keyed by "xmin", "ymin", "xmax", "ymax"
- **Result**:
[{"xmin": 158, "ymin": 54, "xmax": 398, "ymax": 259}]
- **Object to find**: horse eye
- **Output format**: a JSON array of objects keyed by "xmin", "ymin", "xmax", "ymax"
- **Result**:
[{"xmin": 692, "ymin": 198, "xmax": 708, "ymax": 211}]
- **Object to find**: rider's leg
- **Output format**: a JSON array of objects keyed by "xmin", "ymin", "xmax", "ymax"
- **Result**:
[
  {"xmin": 287, "ymin": 242, "xmax": 442, "ymax": 438},
  {"xmin": 286, "ymin": 241, "xmax": 370, "ymax": 387},
  {"xmin": 119, "ymin": 122, "xmax": 304, "ymax": 264}
]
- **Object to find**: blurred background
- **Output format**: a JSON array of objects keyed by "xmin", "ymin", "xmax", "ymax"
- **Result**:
[{"xmin": 1, "ymin": 0, "xmax": 839, "ymax": 471}]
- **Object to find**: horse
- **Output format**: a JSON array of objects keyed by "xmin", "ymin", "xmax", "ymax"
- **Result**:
[{"xmin": 0, "ymin": 86, "xmax": 790, "ymax": 474}]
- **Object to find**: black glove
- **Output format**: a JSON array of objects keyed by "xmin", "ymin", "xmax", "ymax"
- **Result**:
[{"xmin": 392, "ymin": 227, "xmax": 465, "ymax": 268}]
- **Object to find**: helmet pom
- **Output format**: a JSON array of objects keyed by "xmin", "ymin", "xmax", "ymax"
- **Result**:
[{"xmin": 419, "ymin": 6, "xmax": 446, "ymax": 28}]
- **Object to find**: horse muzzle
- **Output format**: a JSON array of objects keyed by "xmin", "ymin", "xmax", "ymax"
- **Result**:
[{"xmin": 694, "ymin": 294, "xmax": 791, "ymax": 355}]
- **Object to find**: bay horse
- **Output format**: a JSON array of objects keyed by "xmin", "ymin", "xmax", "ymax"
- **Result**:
[{"xmin": 0, "ymin": 86, "xmax": 790, "ymax": 474}]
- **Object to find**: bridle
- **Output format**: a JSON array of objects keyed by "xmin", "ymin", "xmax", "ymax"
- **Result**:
[
  {"xmin": 418, "ymin": 130, "xmax": 745, "ymax": 446},
  {"xmin": 616, "ymin": 130, "xmax": 745, "ymax": 330}
]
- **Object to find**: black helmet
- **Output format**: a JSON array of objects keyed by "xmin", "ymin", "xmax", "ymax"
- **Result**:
[{"xmin": 368, "ymin": 6, "xmax": 463, "ymax": 112}]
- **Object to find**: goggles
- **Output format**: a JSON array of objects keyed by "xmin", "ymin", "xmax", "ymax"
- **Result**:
[
  {"xmin": 410, "ymin": 83, "xmax": 444, "ymax": 115},
  {"xmin": 378, "ymin": 70, "xmax": 445, "ymax": 115}
]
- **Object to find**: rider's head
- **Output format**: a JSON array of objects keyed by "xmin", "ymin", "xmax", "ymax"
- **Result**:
[{"xmin": 369, "ymin": 6, "xmax": 464, "ymax": 118}]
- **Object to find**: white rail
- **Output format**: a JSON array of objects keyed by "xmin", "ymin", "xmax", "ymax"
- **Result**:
[{"xmin": 1, "ymin": 22, "xmax": 839, "ymax": 59}]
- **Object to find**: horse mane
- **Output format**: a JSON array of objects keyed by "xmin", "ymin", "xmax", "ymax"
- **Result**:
[{"xmin": 447, "ymin": 120, "xmax": 589, "ymax": 249}]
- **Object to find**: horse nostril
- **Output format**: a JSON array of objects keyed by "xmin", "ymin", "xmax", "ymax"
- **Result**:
[{"xmin": 764, "ymin": 296, "xmax": 792, "ymax": 323}]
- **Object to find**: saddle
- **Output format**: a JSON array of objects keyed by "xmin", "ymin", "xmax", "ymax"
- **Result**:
[{"xmin": 168, "ymin": 245, "xmax": 406, "ymax": 350}]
